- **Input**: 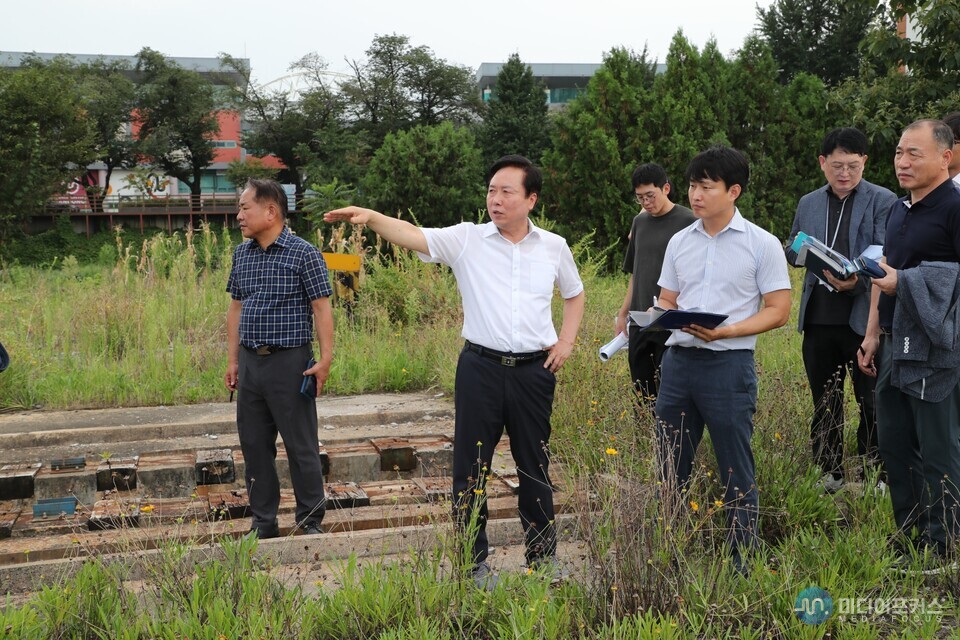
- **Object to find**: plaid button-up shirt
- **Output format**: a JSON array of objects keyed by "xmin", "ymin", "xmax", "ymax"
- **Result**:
[{"xmin": 226, "ymin": 227, "xmax": 332, "ymax": 349}]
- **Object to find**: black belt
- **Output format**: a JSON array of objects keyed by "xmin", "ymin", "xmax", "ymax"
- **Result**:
[
  {"xmin": 243, "ymin": 344, "xmax": 300, "ymax": 356},
  {"xmin": 465, "ymin": 341, "xmax": 547, "ymax": 367}
]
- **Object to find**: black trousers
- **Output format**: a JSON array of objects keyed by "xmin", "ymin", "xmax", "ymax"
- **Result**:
[
  {"xmin": 801, "ymin": 325, "xmax": 879, "ymax": 479},
  {"xmin": 452, "ymin": 346, "xmax": 556, "ymax": 566},
  {"xmin": 237, "ymin": 344, "xmax": 326, "ymax": 529},
  {"xmin": 628, "ymin": 326, "xmax": 670, "ymax": 402},
  {"xmin": 876, "ymin": 337, "xmax": 960, "ymax": 554}
]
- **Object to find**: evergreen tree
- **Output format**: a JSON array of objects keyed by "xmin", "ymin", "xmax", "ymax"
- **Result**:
[
  {"xmin": 757, "ymin": 0, "xmax": 879, "ymax": 85},
  {"xmin": 646, "ymin": 34, "xmax": 730, "ymax": 188},
  {"xmin": 725, "ymin": 36, "xmax": 830, "ymax": 237},
  {"xmin": 360, "ymin": 122, "xmax": 483, "ymax": 228},
  {"xmin": 478, "ymin": 54, "xmax": 552, "ymax": 164},
  {"xmin": 541, "ymin": 47, "xmax": 658, "ymax": 259}
]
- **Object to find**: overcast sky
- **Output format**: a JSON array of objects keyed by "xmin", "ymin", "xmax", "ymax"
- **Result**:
[{"xmin": 6, "ymin": 0, "xmax": 773, "ymax": 84}]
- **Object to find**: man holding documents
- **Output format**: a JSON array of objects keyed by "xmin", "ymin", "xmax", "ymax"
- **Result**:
[
  {"xmin": 654, "ymin": 146, "xmax": 791, "ymax": 573},
  {"xmin": 858, "ymin": 120, "xmax": 960, "ymax": 569},
  {"xmin": 785, "ymin": 127, "xmax": 896, "ymax": 493},
  {"xmin": 614, "ymin": 163, "xmax": 695, "ymax": 402}
]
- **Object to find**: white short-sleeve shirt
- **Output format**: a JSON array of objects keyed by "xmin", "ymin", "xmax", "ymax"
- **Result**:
[
  {"xmin": 658, "ymin": 209, "xmax": 790, "ymax": 351},
  {"xmin": 419, "ymin": 221, "xmax": 583, "ymax": 353}
]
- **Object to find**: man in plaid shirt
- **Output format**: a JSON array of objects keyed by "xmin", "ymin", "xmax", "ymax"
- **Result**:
[{"xmin": 225, "ymin": 179, "xmax": 334, "ymax": 539}]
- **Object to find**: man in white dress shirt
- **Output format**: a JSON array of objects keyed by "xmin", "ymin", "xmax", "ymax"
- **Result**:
[{"xmin": 325, "ymin": 155, "xmax": 585, "ymax": 587}]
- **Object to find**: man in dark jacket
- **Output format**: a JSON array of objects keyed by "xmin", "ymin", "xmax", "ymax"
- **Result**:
[
  {"xmin": 785, "ymin": 128, "xmax": 896, "ymax": 493},
  {"xmin": 858, "ymin": 120, "xmax": 960, "ymax": 571}
]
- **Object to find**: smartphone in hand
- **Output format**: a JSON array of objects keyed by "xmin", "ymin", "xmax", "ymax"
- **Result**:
[{"xmin": 300, "ymin": 358, "xmax": 318, "ymax": 399}]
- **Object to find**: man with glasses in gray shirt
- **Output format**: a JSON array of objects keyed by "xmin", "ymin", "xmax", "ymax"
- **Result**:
[{"xmin": 615, "ymin": 163, "xmax": 694, "ymax": 403}]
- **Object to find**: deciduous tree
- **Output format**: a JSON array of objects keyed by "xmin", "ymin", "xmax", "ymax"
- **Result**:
[
  {"xmin": 340, "ymin": 34, "xmax": 481, "ymax": 150},
  {"xmin": 0, "ymin": 58, "xmax": 93, "ymax": 239},
  {"xmin": 76, "ymin": 59, "xmax": 137, "ymax": 211},
  {"xmin": 134, "ymin": 48, "xmax": 219, "ymax": 209}
]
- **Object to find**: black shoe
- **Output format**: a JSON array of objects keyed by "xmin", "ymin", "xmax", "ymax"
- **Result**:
[
  {"xmin": 300, "ymin": 522, "xmax": 323, "ymax": 536},
  {"xmin": 247, "ymin": 523, "xmax": 280, "ymax": 539}
]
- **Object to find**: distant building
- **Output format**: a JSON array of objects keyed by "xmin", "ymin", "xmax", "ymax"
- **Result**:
[
  {"xmin": 475, "ymin": 61, "xmax": 667, "ymax": 110},
  {"xmin": 0, "ymin": 51, "xmax": 281, "ymax": 202}
]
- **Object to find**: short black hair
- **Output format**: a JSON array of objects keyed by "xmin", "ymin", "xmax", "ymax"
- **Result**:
[
  {"xmin": 820, "ymin": 127, "xmax": 869, "ymax": 157},
  {"xmin": 943, "ymin": 112, "xmax": 960, "ymax": 142},
  {"xmin": 631, "ymin": 163, "xmax": 669, "ymax": 190},
  {"xmin": 245, "ymin": 178, "xmax": 288, "ymax": 219},
  {"xmin": 486, "ymin": 154, "xmax": 542, "ymax": 198},
  {"xmin": 684, "ymin": 145, "xmax": 750, "ymax": 198},
  {"xmin": 904, "ymin": 119, "xmax": 955, "ymax": 152}
]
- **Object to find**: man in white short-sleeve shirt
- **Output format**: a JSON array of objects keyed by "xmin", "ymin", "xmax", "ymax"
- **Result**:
[
  {"xmin": 325, "ymin": 155, "xmax": 585, "ymax": 588},
  {"xmin": 654, "ymin": 146, "xmax": 791, "ymax": 575}
]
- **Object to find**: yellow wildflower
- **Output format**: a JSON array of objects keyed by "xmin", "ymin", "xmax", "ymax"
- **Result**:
[{"xmin": 605, "ymin": 447, "xmax": 618, "ymax": 455}]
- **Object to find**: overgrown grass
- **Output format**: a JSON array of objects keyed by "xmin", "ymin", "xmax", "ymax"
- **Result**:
[{"xmin": 1, "ymin": 229, "xmax": 958, "ymax": 636}]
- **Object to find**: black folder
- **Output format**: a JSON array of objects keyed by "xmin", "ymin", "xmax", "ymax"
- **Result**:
[{"xmin": 629, "ymin": 309, "xmax": 728, "ymax": 332}]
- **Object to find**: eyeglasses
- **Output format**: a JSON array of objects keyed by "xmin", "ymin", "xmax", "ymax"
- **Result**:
[
  {"xmin": 634, "ymin": 191, "xmax": 659, "ymax": 205},
  {"xmin": 827, "ymin": 162, "xmax": 864, "ymax": 175}
]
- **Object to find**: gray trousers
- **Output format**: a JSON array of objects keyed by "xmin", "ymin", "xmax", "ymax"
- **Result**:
[
  {"xmin": 876, "ymin": 336, "xmax": 960, "ymax": 554},
  {"xmin": 237, "ymin": 344, "xmax": 326, "ymax": 529}
]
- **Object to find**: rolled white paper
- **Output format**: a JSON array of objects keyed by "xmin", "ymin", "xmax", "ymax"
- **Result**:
[{"xmin": 599, "ymin": 332, "xmax": 629, "ymax": 361}]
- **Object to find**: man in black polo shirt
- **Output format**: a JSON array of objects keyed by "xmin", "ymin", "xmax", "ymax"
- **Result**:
[
  {"xmin": 225, "ymin": 179, "xmax": 334, "ymax": 539},
  {"xmin": 858, "ymin": 120, "xmax": 960, "ymax": 568}
]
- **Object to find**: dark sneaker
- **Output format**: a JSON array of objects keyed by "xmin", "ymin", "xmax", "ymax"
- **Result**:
[
  {"xmin": 247, "ymin": 523, "xmax": 279, "ymax": 539},
  {"xmin": 471, "ymin": 562, "xmax": 499, "ymax": 591},
  {"xmin": 300, "ymin": 522, "xmax": 323, "ymax": 536}
]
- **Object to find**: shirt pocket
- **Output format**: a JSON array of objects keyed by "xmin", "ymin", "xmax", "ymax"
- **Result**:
[
  {"xmin": 263, "ymin": 264, "xmax": 301, "ymax": 296},
  {"xmin": 529, "ymin": 261, "xmax": 556, "ymax": 294}
]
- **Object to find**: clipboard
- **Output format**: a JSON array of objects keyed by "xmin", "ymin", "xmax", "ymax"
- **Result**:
[{"xmin": 628, "ymin": 309, "xmax": 728, "ymax": 331}]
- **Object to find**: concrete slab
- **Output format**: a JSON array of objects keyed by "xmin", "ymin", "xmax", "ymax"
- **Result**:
[
  {"xmin": 325, "ymin": 442, "xmax": 380, "ymax": 483},
  {"xmin": 96, "ymin": 457, "xmax": 138, "ymax": 492},
  {"xmin": 195, "ymin": 449, "xmax": 235, "ymax": 485},
  {"xmin": 0, "ymin": 392, "xmax": 453, "ymax": 439},
  {"xmin": 34, "ymin": 466, "xmax": 98, "ymax": 506},
  {"xmin": 136, "ymin": 453, "xmax": 196, "ymax": 499}
]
